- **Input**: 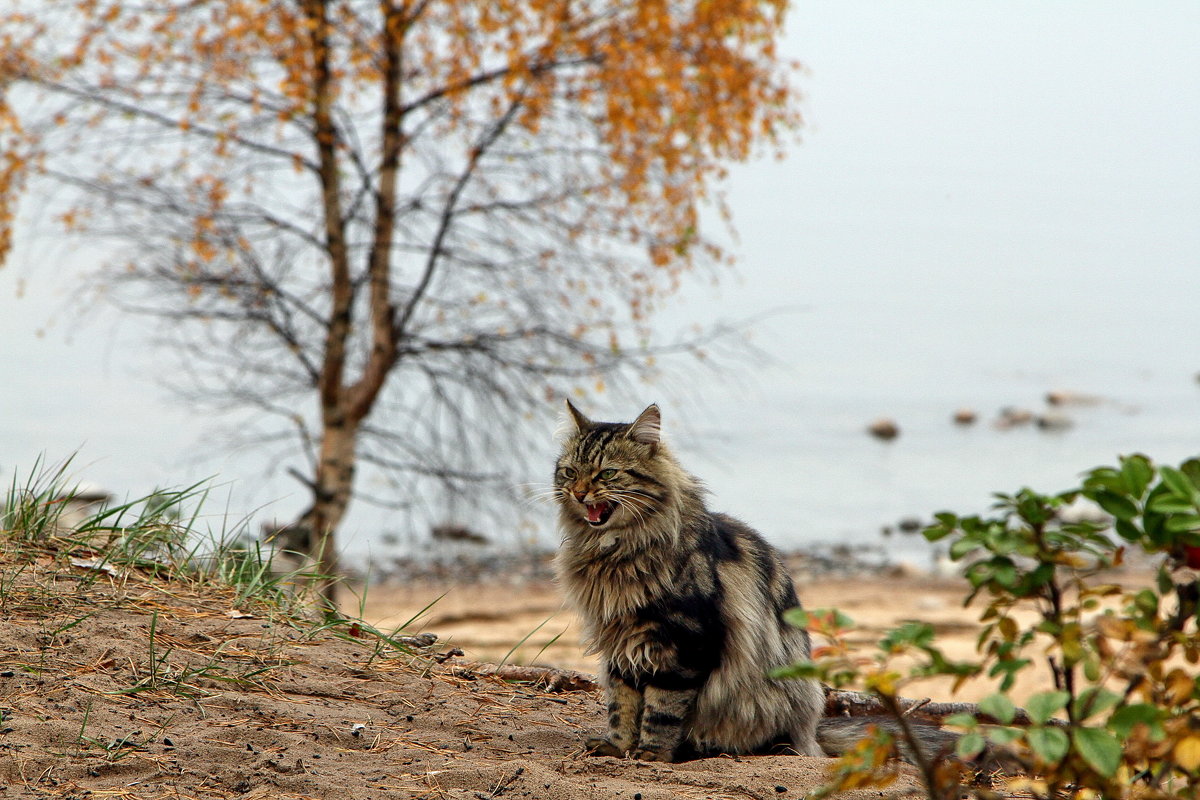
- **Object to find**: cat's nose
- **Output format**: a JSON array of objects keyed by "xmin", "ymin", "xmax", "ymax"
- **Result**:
[{"xmin": 572, "ymin": 489, "xmax": 587, "ymax": 502}]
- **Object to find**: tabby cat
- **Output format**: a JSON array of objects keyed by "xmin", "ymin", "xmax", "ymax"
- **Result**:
[{"xmin": 553, "ymin": 401, "xmax": 957, "ymax": 763}]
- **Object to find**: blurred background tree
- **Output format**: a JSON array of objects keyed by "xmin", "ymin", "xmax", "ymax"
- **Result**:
[{"xmin": 0, "ymin": 0, "xmax": 798, "ymax": 604}]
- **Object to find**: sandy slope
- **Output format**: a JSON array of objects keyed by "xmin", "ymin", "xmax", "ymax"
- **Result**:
[
  {"xmin": 0, "ymin": 551, "xmax": 930, "ymax": 800},
  {"xmin": 1, "ymin": 544, "xmax": 1153, "ymax": 800}
]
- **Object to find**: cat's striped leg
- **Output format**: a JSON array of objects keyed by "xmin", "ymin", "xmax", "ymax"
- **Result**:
[
  {"xmin": 631, "ymin": 684, "xmax": 697, "ymax": 762},
  {"xmin": 585, "ymin": 672, "xmax": 643, "ymax": 756}
]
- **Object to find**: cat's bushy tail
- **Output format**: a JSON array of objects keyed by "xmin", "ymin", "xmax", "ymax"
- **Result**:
[
  {"xmin": 817, "ymin": 716, "xmax": 983, "ymax": 766},
  {"xmin": 817, "ymin": 716, "xmax": 1021, "ymax": 775}
]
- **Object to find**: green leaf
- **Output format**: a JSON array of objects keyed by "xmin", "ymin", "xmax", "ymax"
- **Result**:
[
  {"xmin": 986, "ymin": 727, "xmax": 1024, "ymax": 746},
  {"xmin": 879, "ymin": 621, "xmax": 934, "ymax": 651},
  {"xmin": 1093, "ymin": 490, "xmax": 1138, "ymax": 521},
  {"xmin": 1164, "ymin": 514, "xmax": 1200, "ymax": 533},
  {"xmin": 1158, "ymin": 566, "xmax": 1175, "ymax": 594},
  {"xmin": 965, "ymin": 561, "xmax": 992, "ymax": 589},
  {"xmin": 991, "ymin": 558, "xmax": 1018, "ymax": 589},
  {"xmin": 1027, "ymin": 725, "xmax": 1069, "ymax": 763},
  {"xmin": 1147, "ymin": 495, "xmax": 1196, "ymax": 514},
  {"xmin": 979, "ymin": 692, "xmax": 1016, "ymax": 724},
  {"xmin": 1120, "ymin": 455, "xmax": 1154, "ymax": 498},
  {"xmin": 1016, "ymin": 491, "xmax": 1050, "ymax": 526},
  {"xmin": 925, "ymin": 514, "xmax": 957, "ymax": 541},
  {"xmin": 1071, "ymin": 687, "xmax": 1122, "ymax": 721},
  {"xmin": 1109, "ymin": 703, "xmax": 1166, "ymax": 741},
  {"xmin": 1022, "ymin": 562, "xmax": 1055, "ymax": 592},
  {"xmin": 832, "ymin": 609, "xmax": 855, "ymax": 629},
  {"xmin": 1160, "ymin": 466, "xmax": 1199, "ymax": 502},
  {"xmin": 1084, "ymin": 467, "xmax": 1125, "ymax": 494},
  {"xmin": 1073, "ymin": 727, "xmax": 1122, "ymax": 778},
  {"xmin": 1113, "ymin": 518, "xmax": 1142, "ymax": 542},
  {"xmin": 943, "ymin": 713, "xmax": 978, "ymax": 729},
  {"xmin": 1026, "ymin": 690, "xmax": 1070, "ymax": 725},
  {"xmin": 1132, "ymin": 589, "xmax": 1158, "ymax": 616},
  {"xmin": 782, "ymin": 607, "xmax": 810, "ymax": 628},
  {"xmin": 989, "ymin": 658, "xmax": 1032, "ymax": 692},
  {"xmin": 769, "ymin": 661, "xmax": 821, "ymax": 680},
  {"xmin": 789, "ymin": 607, "xmax": 855, "ymax": 629},
  {"xmin": 955, "ymin": 731, "xmax": 986, "ymax": 760},
  {"xmin": 949, "ymin": 536, "xmax": 980, "ymax": 560}
]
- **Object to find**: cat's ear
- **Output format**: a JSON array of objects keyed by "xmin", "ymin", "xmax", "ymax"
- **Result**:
[
  {"xmin": 627, "ymin": 404, "xmax": 661, "ymax": 445},
  {"xmin": 564, "ymin": 399, "xmax": 591, "ymax": 432}
]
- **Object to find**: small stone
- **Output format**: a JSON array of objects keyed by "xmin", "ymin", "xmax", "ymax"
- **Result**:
[
  {"xmin": 1036, "ymin": 412, "xmax": 1073, "ymax": 431},
  {"xmin": 1046, "ymin": 390, "xmax": 1102, "ymax": 406},
  {"xmin": 866, "ymin": 418, "xmax": 899, "ymax": 441},
  {"xmin": 995, "ymin": 406, "xmax": 1034, "ymax": 428},
  {"xmin": 775, "ymin": 787, "xmax": 788, "ymax": 794}
]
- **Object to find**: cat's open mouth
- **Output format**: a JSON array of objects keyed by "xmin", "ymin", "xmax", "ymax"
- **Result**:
[{"xmin": 583, "ymin": 501, "xmax": 615, "ymax": 526}]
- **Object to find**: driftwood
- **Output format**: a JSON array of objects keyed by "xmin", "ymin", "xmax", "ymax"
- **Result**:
[
  {"xmin": 450, "ymin": 662, "xmax": 598, "ymax": 693},
  {"xmin": 824, "ymin": 686, "xmax": 1067, "ymax": 728}
]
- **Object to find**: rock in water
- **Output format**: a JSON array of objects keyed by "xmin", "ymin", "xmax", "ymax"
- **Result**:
[{"xmin": 867, "ymin": 418, "xmax": 900, "ymax": 441}]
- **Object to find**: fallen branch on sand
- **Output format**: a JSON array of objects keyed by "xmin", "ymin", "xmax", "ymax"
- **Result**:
[
  {"xmin": 450, "ymin": 663, "xmax": 599, "ymax": 692},
  {"xmin": 824, "ymin": 686, "xmax": 1068, "ymax": 728}
]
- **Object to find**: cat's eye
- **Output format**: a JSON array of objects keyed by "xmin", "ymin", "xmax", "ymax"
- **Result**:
[
  {"xmin": 597, "ymin": 469, "xmax": 617, "ymax": 480},
  {"xmin": 559, "ymin": 467, "xmax": 576, "ymax": 479}
]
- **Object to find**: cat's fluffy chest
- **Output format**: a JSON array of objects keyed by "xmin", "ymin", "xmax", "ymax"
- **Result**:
[{"xmin": 557, "ymin": 542, "xmax": 674, "ymax": 623}]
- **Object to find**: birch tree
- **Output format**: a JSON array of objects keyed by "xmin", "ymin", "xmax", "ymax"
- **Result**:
[{"xmin": 0, "ymin": 0, "xmax": 799, "ymax": 604}]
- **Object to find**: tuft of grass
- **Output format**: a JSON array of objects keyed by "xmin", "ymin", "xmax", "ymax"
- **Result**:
[
  {"xmin": 1, "ymin": 455, "xmax": 441, "ymax": 659},
  {"xmin": 1, "ymin": 454, "xmax": 78, "ymax": 543},
  {"xmin": 0, "ymin": 457, "xmax": 309, "ymax": 617}
]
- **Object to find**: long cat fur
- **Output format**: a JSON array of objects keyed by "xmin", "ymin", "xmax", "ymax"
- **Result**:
[{"xmin": 553, "ymin": 401, "xmax": 959, "ymax": 763}]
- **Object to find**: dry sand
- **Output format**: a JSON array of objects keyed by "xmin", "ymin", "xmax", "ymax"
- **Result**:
[{"xmin": 0, "ymin": 544, "xmax": 1153, "ymax": 800}]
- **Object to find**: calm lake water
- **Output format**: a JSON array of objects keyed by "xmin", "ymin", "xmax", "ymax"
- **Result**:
[{"xmin": 672, "ymin": 359, "xmax": 1200, "ymax": 566}]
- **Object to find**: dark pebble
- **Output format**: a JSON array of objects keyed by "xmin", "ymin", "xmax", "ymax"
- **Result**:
[{"xmin": 775, "ymin": 788, "xmax": 787, "ymax": 794}]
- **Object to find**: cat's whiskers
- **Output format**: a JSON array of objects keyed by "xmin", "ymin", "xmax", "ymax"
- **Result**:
[
  {"xmin": 609, "ymin": 493, "xmax": 658, "ymax": 527},
  {"xmin": 517, "ymin": 482, "xmax": 565, "ymax": 508},
  {"xmin": 522, "ymin": 489, "xmax": 563, "ymax": 507},
  {"xmin": 611, "ymin": 490, "xmax": 655, "ymax": 514},
  {"xmin": 611, "ymin": 497, "xmax": 648, "ymax": 526}
]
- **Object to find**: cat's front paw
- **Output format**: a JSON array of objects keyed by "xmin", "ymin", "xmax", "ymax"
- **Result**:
[
  {"xmin": 584, "ymin": 737, "xmax": 625, "ymax": 758},
  {"xmin": 632, "ymin": 746, "xmax": 677, "ymax": 763}
]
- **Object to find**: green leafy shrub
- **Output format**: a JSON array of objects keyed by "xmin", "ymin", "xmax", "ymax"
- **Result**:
[{"xmin": 784, "ymin": 455, "xmax": 1200, "ymax": 799}]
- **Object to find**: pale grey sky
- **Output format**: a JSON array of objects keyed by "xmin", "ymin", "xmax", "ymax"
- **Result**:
[{"xmin": 2, "ymin": 1, "xmax": 1198, "ymax": 557}]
